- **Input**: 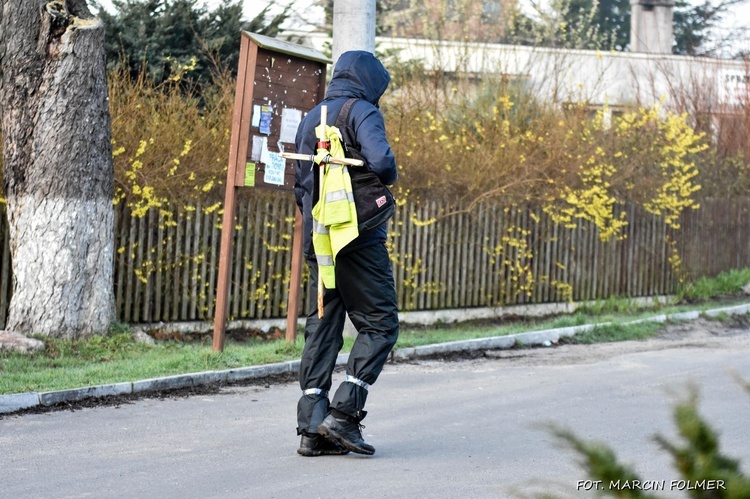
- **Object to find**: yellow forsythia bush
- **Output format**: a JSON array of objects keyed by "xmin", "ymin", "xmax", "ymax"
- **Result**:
[
  {"xmin": 108, "ymin": 63, "xmax": 232, "ymax": 221},
  {"xmin": 383, "ymin": 74, "xmax": 706, "ymax": 242}
]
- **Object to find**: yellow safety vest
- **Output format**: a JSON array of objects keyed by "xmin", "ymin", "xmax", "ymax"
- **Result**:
[{"xmin": 312, "ymin": 124, "xmax": 359, "ymax": 289}]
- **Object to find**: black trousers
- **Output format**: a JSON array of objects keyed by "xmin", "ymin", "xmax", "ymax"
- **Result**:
[{"xmin": 296, "ymin": 242, "xmax": 399, "ymax": 435}]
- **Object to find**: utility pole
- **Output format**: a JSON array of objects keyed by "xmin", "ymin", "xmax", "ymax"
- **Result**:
[{"xmin": 332, "ymin": 0, "xmax": 376, "ymax": 64}]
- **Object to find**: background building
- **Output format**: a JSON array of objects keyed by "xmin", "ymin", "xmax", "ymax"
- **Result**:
[{"xmin": 292, "ymin": 0, "xmax": 748, "ymax": 132}]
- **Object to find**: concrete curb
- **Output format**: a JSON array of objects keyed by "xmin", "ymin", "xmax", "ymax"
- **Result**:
[
  {"xmin": 0, "ymin": 392, "xmax": 40, "ymax": 413},
  {"xmin": 0, "ymin": 358, "xmax": 305, "ymax": 416},
  {"xmin": 2, "ymin": 303, "xmax": 749, "ymax": 415},
  {"xmin": 388, "ymin": 303, "xmax": 750, "ymax": 361}
]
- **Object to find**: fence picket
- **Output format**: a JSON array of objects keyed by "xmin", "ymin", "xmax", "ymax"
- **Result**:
[
  {"xmin": 437, "ymin": 206, "xmax": 449, "ymax": 309},
  {"xmin": 423, "ymin": 203, "xmax": 434, "ymax": 308},
  {"xmin": 259, "ymin": 200, "xmax": 272, "ymax": 317},
  {"xmin": 172, "ymin": 211, "xmax": 183, "ymax": 321},
  {"xmin": 249, "ymin": 199, "xmax": 263, "ymax": 318},
  {"xmin": 123, "ymin": 211, "xmax": 137, "ymax": 323},
  {"xmin": 415, "ymin": 204, "xmax": 426, "ymax": 310},
  {"xmin": 114, "ymin": 207, "xmax": 126, "ymax": 320},
  {"xmin": 271, "ymin": 197, "xmax": 287, "ymax": 318},
  {"xmin": 161, "ymin": 212, "xmax": 172, "ymax": 321},
  {"xmin": 198, "ymin": 210, "xmax": 210, "ymax": 319},
  {"xmin": 154, "ymin": 210, "xmax": 165, "ymax": 320},
  {"xmin": 135, "ymin": 214, "xmax": 147, "ymax": 322},
  {"xmin": 207, "ymin": 210, "xmax": 219, "ymax": 319},
  {"xmin": 191, "ymin": 206, "xmax": 201, "ymax": 319},
  {"xmin": 528, "ymin": 206, "xmax": 538, "ymax": 303},
  {"xmin": 142, "ymin": 209, "xmax": 156, "ymax": 322},
  {"xmin": 627, "ymin": 209, "xmax": 644, "ymax": 296}
]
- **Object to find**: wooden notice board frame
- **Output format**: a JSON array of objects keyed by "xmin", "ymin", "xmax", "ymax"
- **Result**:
[{"xmin": 213, "ymin": 32, "xmax": 330, "ymax": 352}]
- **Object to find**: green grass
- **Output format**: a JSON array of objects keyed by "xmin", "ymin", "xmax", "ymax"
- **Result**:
[
  {"xmin": 677, "ymin": 267, "xmax": 750, "ymax": 302},
  {"xmin": 0, "ymin": 334, "xmax": 321, "ymax": 394},
  {"xmin": 3, "ymin": 267, "xmax": 750, "ymax": 395}
]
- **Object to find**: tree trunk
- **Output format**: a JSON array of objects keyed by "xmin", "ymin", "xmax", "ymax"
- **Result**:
[{"xmin": 0, "ymin": 0, "xmax": 115, "ymax": 338}]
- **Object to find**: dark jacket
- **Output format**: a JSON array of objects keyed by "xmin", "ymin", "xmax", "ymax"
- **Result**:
[{"xmin": 294, "ymin": 50, "xmax": 397, "ymax": 258}]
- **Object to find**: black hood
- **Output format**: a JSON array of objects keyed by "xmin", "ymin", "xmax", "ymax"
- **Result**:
[{"xmin": 325, "ymin": 51, "xmax": 391, "ymax": 106}]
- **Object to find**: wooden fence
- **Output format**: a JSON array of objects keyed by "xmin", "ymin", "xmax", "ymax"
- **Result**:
[{"xmin": 0, "ymin": 198, "xmax": 748, "ymax": 327}]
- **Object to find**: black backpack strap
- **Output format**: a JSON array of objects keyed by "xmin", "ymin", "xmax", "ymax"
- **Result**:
[
  {"xmin": 333, "ymin": 98, "xmax": 365, "ymax": 162},
  {"xmin": 334, "ymin": 98, "xmax": 358, "ymax": 129}
]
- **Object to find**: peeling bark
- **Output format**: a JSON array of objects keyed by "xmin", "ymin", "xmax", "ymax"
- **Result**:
[{"xmin": 0, "ymin": 1, "xmax": 115, "ymax": 338}]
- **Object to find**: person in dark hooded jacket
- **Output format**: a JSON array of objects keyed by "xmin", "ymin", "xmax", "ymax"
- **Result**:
[{"xmin": 293, "ymin": 51, "xmax": 399, "ymax": 457}]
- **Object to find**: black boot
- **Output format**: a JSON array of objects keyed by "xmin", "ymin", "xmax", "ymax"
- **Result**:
[
  {"xmin": 317, "ymin": 411, "xmax": 375, "ymax": 455},
  {"xmin": 297, "ymin": 433, "xmax": 350, "ymax": 457}
]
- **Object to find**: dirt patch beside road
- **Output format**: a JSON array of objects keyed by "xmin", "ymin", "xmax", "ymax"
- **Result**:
[{"xmin": 480, "ymin": 317, "xmax": 750, "ymax": 367}]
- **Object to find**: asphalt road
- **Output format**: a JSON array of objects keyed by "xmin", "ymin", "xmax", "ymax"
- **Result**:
[{"xmin": 2, "ymin": 325, "xmax": 749, "ymax": 499}]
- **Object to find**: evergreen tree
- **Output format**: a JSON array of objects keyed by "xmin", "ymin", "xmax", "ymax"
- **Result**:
[
  {"xmin": 93, "ymin": 0, "xmax": 290, "ymax": 86},
  {"xmin": 596, "ymin": 0, "xmax": 631, "ymax": 50},
  {"xmin": 506, "ymin": 0, "xmax": 743, "ymax": 55},
  {"xmin": 672, "ymin": 0, "xmax": 743, "ymax": 56}
]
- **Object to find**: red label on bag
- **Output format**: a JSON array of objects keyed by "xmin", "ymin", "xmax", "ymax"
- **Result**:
[{"xmin": 376, "ymin": 196, "xmax": 387, "ymax": 208}]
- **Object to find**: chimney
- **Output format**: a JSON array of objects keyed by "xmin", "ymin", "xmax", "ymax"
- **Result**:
[{"xmin": 630, "ymin": 0, "xmax": 675, "ymax": 54}]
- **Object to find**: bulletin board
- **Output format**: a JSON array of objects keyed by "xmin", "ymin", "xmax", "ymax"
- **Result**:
[
  {"xmin": 213, "ymin": 32, "xmax": 331, "ymax": 351},
  {"xmin": 238, "ymin": 32, "xmax": 329, "ymax": 190}
]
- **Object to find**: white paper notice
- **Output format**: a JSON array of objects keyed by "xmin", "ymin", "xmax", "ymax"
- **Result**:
[
  {"xmin": 260, "ymin": 139, "xmax": 286, "ymax": 186},
  {"xmin": 278, "ymin": 108, "xmax": 302, "ymax": 144},
  {"xmin": 250, "ymin": 136, "xmax": 264, "ymax": 162},
  {"xmin": 263, "ymin": 153, "xmax": 286, "ymax": 186},
  {"xmin": 251, "ymin": 105, "xmax": 261, "ymax": 127}
]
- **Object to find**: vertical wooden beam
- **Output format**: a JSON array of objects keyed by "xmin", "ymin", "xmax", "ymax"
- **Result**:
[
  {"xmin": 231, "ymin": 203, "xmax": 245, "ymax": 318},
  {"xmin": 214, "ymin": 180, "xmax": 237, "ymax": 349},
  {"xmin": 207, "ymin": 210, "xmax": 219, "ymax": 318},
  {"xmin": 173, "ymin": 211, "xmax": 183, "ymax": 320},
  {"xmin": 154, "ymin": 209, "xmax": 164, "ymax": 321},
  {"xmin": 258, "ymin": 200, "xmax": 272, "ymax": 317},
  {"xmin": 143, "ymin": 208, "xmax": 156, "ymax": 322},
  {"xmin": 249, "ymin": 199, "xmax": 263, "ymax": 318},
  {"xmin": 214, "ymin": 35, "xmax": 256, "ymax": 352},
  {"xmin": 438, "ymin": 205, "xmax": 450, "ymax": 308},
  {"xmin": 181, "ymin": 208, "xmax": 193, "ymax": 319},
  {"xmin": 199, "ymin": 209, "xmax": 210, "ymax": 318},
  {"xmin": 124, "ymin": 212, "xmax": 136, "ymax": 323},
  {"xmin": 114, "ymin": 206, "xmax": 125, "ymax": 322},
  {"xmin": 134, "ymin": 214, "xmax": 145, "ymax": 322},
  {"xmin": 286, "ymin": 207, "xmax": 304, "ymax": 343},
  {"xmin": 271, "ymin": 197, "xmax": 285, "ymax": 315}
]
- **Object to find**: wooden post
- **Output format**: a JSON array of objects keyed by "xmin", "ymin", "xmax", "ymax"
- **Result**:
[
  {"xmin": 286, "ymin": 207, "xmax": 304, "ymax": 343},
  {"xmin": 213, "ymin": 187, "xmax": 236, "ymax": 352},
  {"xmin": 316, "ymin": 106, "xmax": 327, "ymax": 319},
  {"xmin": 213, "ymin": 35, "xmax": 256, "ymax": 352}
]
